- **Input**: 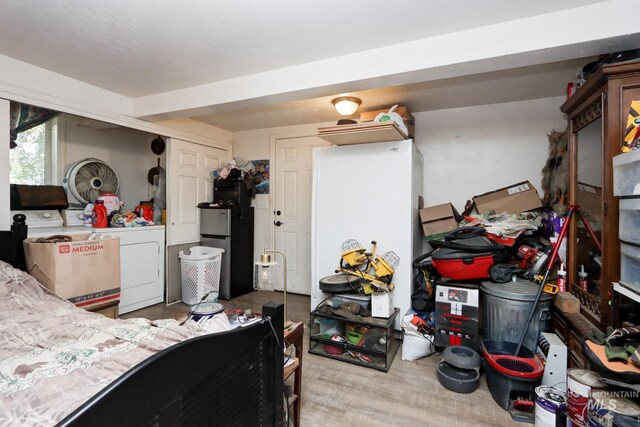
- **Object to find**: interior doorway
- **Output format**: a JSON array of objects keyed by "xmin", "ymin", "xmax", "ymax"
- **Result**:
[{"xmin": 271, "ymin": 135, "xmax": 330, "ymax": 295}]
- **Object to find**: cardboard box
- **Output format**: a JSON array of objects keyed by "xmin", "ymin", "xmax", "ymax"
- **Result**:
[
  {"xmin": 372, "ymin": 292, "xmax": 393, "ymax": 318},
  {"xmin": 23, "ymin": 234, "xmax": 121, "ymax": 310},
  {"xmin": 473, "ymin": 181, "xmax": 543, "ymax": 214},
  {"xmin": 360, "ymin": 106, "xmax": 415, "ymax": 123},
  {"xmin": 419, "ymin": 203, "xmax": 460, "ymax": 241}
]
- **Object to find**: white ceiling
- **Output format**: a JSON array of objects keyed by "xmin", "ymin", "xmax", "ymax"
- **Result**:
[
  {"xmin": 195, "ymin": 58, "xmax": 593, "ymax": 131},
  {"xmin": 0, "ymin": 0, "xmax": 635, "ymax": 131}
]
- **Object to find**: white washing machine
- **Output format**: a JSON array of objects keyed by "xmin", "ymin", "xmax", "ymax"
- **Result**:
[{"xmin": 27, "ymin": 225, "xmax": 165, "ymax": 314}]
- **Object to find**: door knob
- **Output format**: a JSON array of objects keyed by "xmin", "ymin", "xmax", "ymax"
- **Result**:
[
  {"xmin": 276, "ymin": 210, "xmax": 282, "ymax": 216},
  {"xmin": 274, "ymin": 220, "xmax": 284, "ymax": 226}
]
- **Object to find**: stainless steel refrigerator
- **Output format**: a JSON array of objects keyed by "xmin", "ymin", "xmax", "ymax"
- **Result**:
[{"xmin": 199, "ymin": 205, "xmax": 254, "ymax": 299}]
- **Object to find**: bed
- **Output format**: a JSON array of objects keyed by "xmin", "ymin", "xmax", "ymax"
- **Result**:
[{"xmin": 0, "ymin": 218, "xmax": 284, "ymax": 426}]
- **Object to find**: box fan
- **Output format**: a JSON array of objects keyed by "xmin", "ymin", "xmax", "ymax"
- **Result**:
[{"xmin": 63, "ymin": 158, "xmax": 119, "ymax": 207}]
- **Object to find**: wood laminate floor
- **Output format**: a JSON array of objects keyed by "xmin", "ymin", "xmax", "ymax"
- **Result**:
[{"xmin": 122, "ymin": 291, "xmax": 520, "ymax": 427}]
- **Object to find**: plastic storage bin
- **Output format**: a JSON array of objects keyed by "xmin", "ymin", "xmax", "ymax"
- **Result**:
[
  {"xmin": 620, "ymin": 198, "xmax": 640, "ymax": 246},
  {"xmin": 613, "ymin": 150, "xmax": 640, "ymax": 196},
  {"xmin": 179, "ymin": 246, "xmax": 224, "ymax": 305},
  {"xmin": 621, "ymin": 242, "xmax": 640, "ymax": 292},
  {"xmin": 309, "ymin": 295, "xmax": 399, "ymax": 372}
]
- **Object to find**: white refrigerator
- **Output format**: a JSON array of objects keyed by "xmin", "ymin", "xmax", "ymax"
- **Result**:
[{"xmin": 311, "ymin": 139, "xmax": 424, "ymax": 329}]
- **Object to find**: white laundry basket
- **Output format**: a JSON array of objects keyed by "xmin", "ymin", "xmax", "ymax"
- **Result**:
[{"xmin": 178, "ymin": 246, "xmax": 225, "ymax": 305}]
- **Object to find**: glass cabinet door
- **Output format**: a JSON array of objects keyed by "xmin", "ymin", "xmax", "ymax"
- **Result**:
[{"xmin": 574, "ymin": 117, "xmax": 603, "ymax": 303}]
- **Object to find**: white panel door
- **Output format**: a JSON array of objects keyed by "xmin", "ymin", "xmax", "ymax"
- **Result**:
[
  {"xmin": 274, "ymin": 136, "xmax": 330, "ymax": 295},
  {"xmin": 167, "ymin": 138, "xmax": 226, "ymax": 245}
]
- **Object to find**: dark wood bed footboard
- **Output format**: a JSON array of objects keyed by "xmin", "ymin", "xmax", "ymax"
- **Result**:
[{"xmin": 57, "ymin": 303, "xmax": 285, "ymax": 427}]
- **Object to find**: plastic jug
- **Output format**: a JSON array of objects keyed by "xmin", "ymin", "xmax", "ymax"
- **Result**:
[
  {"xmin": 83, "ymin": 203, "xmax": 94, "ymax": 227},
  {"xmin": 97, "ymin": 192, "xmax": 120, "ymax": 215},
  {"xmin": 92, "ymin": 200, "xmax": 108, "ymax": 228}
]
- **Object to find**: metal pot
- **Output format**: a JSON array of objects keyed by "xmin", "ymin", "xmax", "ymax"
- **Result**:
[
  {"xmin": 150, "ymin": 136, "xmax": 165, "ymax": 155},
  {"xmin": 148, "ymin": 158, "xmax": 163, "ymax": 185}
]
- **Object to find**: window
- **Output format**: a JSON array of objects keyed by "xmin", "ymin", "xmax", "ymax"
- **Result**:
[{"xmin": 10, "ymin": 120, "xmax": 58, "ymax": 185}]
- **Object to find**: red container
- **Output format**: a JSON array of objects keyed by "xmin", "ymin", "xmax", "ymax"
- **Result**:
[
  {"xmin": 432, "ymin": 252, "xmax": 504, "ymax": 280},
  {"xmin": 430, "ymin": 234, "xmax": 507, "ymax": 280},
  {"xmin": 567, "ymin": 82, "xmax": 575, "ymax": 99},
  {"xmin": 135, "ymin": 205, "xmax": 153, "ymax": 222},
  {"xmin": 92, "ymin": 200, "xmax": 108, "ymax": 228}
]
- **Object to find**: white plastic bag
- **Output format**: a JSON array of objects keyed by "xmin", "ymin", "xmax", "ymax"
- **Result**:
[
  {"xmin": 401, "ymin": 314, "xmax": 435, "ymax": 361},
  {"xmin": 374, "ymin": 104, "xmax": 409, "ymax": 136}
]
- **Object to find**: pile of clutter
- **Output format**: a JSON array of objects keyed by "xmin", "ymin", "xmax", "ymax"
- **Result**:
[
  {"xmin": 83, "ymin": 193, "xmax": 156, "ymax": 228},
  {"xmin": 211, "ymin": 158, "xmax": 269, "ymax": 195},
  {"xmin": 404, "ymin": 178, "xmax": 640, "ymax": 426},
  {"xmin": 319, "ymin": 239, "xmax": 399, "ymax": 318}
]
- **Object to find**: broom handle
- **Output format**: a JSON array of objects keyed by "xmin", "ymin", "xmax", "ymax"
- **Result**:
[{"xmin": 514, "ymin": 206, "xmax": 575, "ymax": 357}]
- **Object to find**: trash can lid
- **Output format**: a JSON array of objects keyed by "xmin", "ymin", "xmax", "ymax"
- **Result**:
[{"xmin": 480, "ymin": 279, "xmax": 552, "ymax": 302}]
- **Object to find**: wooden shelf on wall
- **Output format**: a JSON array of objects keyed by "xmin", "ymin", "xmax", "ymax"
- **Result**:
[{"xmin": 317, "ymin": 122, "xmax": 409, "ymax": 145}]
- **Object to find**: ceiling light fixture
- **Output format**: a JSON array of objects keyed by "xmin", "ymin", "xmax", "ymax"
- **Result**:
[{"xmin": 332, "ymin": 97, "xmax": 362, "ymax": 116}]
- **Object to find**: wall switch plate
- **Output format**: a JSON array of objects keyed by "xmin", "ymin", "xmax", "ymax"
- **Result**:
[{"xmin": 256, "ymin": 199, "xmax": 268, "ymax": 209}]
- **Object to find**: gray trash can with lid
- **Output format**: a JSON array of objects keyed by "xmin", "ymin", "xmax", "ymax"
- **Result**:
[{"xmin": 480, "ymin": 279, "xmax": 552, "ymax": 352}]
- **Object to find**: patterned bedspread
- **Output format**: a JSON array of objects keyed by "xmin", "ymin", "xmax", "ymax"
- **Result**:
[{"xmin": 0, "ymin": 261, "xmax": 231, "ymax": 426}]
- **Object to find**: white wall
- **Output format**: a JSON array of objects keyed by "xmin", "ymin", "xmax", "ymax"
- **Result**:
[
  {"xmin": 232, "ymin": 96, "xmax": 568, "ymax": 268},
  {"xmin": 414, "ymin": 96, "xmax": 567, "ymax": 212},
  {"xmin": 153, "ymin": 118, "xmax": 232, "ymax": 147},
  {"xmin": 62, "ymin": 115, "xmax": 161, "ymax": 209},
  {"xmin": 233, "ymin": 122, "xmax": 333, "ymax": 263}
]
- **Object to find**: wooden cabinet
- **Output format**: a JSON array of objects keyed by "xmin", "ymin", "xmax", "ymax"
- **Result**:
[
  {"xmin": 284, "ymin": 322, "xmax": 304, "ymax": 427},
  {"xmin": 560, "ymin": 60, "xmax": 640, "ymax": 329}
]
